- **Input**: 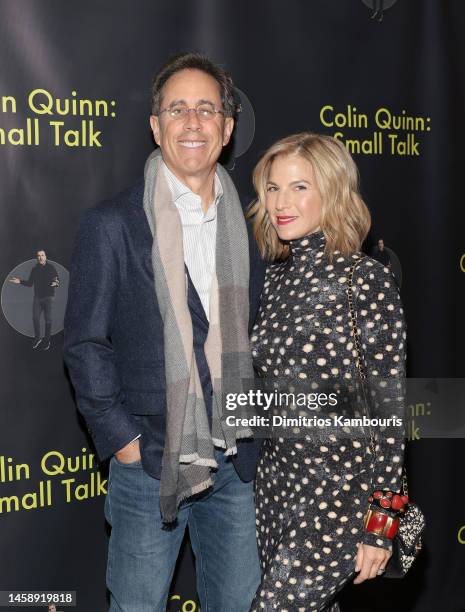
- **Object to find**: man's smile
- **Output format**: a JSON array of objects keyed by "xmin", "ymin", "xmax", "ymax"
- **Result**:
[{"xmin": 178, "ymin": 140, "xmax": 207, "ymax": 148}]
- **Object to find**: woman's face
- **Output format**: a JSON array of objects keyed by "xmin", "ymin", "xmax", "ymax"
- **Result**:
[{"xmin": 265, "ymin": 154, "xmax": 322, "ymax": 242}]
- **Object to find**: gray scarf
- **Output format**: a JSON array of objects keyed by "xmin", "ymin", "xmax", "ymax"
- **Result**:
[{"xmin": 143, "ymin": 149, "xmax": 254, "ymax": 523}]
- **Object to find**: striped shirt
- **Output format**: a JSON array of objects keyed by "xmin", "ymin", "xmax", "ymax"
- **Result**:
[{"xmin": 163, "ymin": 162, "xmax": 223, "ymax": 320}]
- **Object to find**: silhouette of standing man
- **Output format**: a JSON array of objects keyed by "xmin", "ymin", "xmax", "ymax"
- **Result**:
[{"xmin": 9, "ymin": 249, "xmax": 59, "ymax": 350}]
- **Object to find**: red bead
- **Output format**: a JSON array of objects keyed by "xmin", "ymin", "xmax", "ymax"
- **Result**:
[
  {"xmin": 401, "ymin": 495, "xmax": 409, "ymax": 505},
  {"xmin": 380, "ymin": 498, "xmax": 391, "ymax": 509},
  {"xmin": 373, "ymin": 491, "xmax": 383, "ymax": 499},
  {"xmin": 368, "ymin": 496, "xmax": 373, "ymax": 502},
  {"xmin": 391, "ymin": 495, "xmax": 404, "ymax": 511}
]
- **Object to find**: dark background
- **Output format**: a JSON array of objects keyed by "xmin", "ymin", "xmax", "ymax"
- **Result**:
[{"xmin": 0, "ymin": 1, "xmax": 464, "ymax": 610}]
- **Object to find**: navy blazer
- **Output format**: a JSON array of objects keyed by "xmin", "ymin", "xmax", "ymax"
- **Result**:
[{"xmin": 63, "ymin": 178, "xmax": 266, "ymax": 481}]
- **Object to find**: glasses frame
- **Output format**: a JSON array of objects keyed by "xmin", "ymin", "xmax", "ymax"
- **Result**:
[{"xmin": 159, "ymin": 103, "xmax": 225, "ymax": 121}]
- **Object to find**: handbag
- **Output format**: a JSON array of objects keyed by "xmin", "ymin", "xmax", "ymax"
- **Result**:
[{"xmin": 347, "ymin": 257, "xmax": 425, "ymax": 578}]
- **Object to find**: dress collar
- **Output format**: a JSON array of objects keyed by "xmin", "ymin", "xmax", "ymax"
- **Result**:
[{"xmin": 289, "ymin": 229, "xmax": 326, "ymax": 259}]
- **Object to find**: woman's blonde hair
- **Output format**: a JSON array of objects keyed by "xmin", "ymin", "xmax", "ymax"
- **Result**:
[{"xmin": 247, "ymin": 132, "xmax": 371, "ymax": 261}]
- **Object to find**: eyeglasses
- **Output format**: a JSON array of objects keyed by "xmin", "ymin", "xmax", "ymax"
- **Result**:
[{"xmin": 159, "ymin": 103, "xmax": 225, "ymax": 121}]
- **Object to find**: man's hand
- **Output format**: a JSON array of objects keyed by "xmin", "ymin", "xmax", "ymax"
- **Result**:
[
  {"xmin": 9, "ymin": 277, "xmax": 20, "ymax": 284},
  {"xmin": 353, "ymin": 542, "xmax": 391, "ymax": 584},
  {"xmin": 114, "ymin": 438, "xmax": 141, "ymax": 464}
]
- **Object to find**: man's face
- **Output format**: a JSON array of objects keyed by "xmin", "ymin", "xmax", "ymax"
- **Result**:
[
  {"xmin": 378, "ymin": 239, "xmax": 384, "ymax": 250},
  {"xmin": 37, "ymin": 251, "xmax": 47, "ymax": 265},
  {"xmin": 150, "ymin": 69, "xmax": 234, "ymax": 183},
  {"xmin": 48, "ymin": 606, "xmax": 56, "ymax": 612}
]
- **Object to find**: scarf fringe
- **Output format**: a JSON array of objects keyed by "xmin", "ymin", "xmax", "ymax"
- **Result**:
[
  {"xmin": 179, "ymin": 453, "xmax": 218, "ymax": 468},
  {"xmin": 163, "ymin": 476, "xmax": 214, "ymax": 525},
  {"xmin": 212, "ymin": 437, "xmax": 227, "ymax": 448},
  {"xmin": 180, "ymin": 452, "xmax": 213, "ymax": 463},
  {"xmin": 178, "ymin": 477, "xmax": 214, "ymax": 506},
  {"xmin": 235, "ymin": 428, "xmax": 254, "ymax": 439}
]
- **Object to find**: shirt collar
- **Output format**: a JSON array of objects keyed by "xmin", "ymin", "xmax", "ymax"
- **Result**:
[{"xmin": 162, "ymin": 161, "xmax": 223, "ymax": 212}]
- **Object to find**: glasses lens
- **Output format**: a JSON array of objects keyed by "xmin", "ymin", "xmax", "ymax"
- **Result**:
[
  {"xmin": 197, "ymin": 105, "xmax": 215, "ymax": 120},
  {"xmin": 169, "ymin": 105, "xmax": 187, "ymax": 119}
]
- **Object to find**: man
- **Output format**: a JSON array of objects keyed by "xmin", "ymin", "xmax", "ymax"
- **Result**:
[
  {"xmin": 64, "ymin": 54, "xmax": 265, "ymax": 612},
  {"xmin": 372, "ymin": 238, "xmax": 391, "ymax": 267},
  {"xmin": 10, "ymin": 249, "xmax": 59, "ymax": 350}
]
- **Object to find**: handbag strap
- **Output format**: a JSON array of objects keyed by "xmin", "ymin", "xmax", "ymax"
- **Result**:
[
  {"xmin": 346, "ymin": 256, "xmax": 408, "ymax": 495},
  {"xmin": 347, "ymin": 257, "xmax": 367, "ymax": 383}
]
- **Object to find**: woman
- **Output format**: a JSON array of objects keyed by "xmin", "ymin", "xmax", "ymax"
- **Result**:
[{"xmin": 248, "ymin": 133, "xmax": 406, "ymax": 611}]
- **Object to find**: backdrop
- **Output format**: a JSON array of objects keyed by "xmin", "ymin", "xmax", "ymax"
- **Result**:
[{"xmin": 1, "ymin": 1, "xmax": 464, "ymax": 611}]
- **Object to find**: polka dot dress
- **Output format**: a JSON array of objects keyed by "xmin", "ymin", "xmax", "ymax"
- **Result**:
[{"xmin": 250, "ymin": 230, "xmax": 406, "ymax": 611}]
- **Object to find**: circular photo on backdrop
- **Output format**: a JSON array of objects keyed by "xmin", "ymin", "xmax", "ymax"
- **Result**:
[
  {"xmin": 230, "ymin": 87, "xmax": 255, "ymax": 159},
  {"xmin": 361, "ymin": 0, "xmax": 398, "ymax": 10},
  {"xmin": 220, "ymin": 87, "xmax": 255, "ymax": 169},
  {"xmin": 2, "ymin": 251, "xmax": 69, "ymax": 349}
]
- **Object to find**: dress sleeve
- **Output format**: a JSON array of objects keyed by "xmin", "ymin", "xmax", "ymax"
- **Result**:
[{"xmin": 353, "ymin": 258, "xmax": 407, "ymax": 549}]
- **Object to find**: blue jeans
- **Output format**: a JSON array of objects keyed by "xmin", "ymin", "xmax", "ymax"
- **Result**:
[{"xmin": 104, "ymin": 450, "xmax": 260, "ymax": 612}]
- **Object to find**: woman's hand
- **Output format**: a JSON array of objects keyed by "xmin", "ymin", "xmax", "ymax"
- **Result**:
[{"xmin": 353, "ymin": 542, "xmax": 391, "ymax": 584}]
